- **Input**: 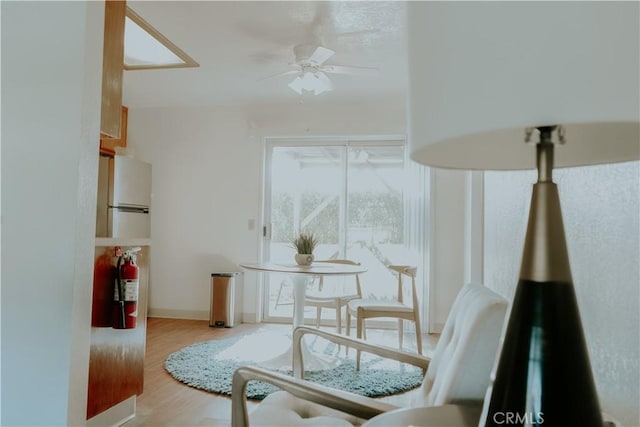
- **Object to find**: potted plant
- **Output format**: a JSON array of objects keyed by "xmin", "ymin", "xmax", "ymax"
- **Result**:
[{"xmin": 291, "ymin": 232, "xmax": 318, "ymax": 266}]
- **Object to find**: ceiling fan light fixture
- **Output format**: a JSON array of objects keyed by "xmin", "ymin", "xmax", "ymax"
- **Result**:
[
  {"xmin": 316, "ymin": 72, "xmax": 333, "ymax": 91},
  {"xmin": 288, "ymin": 71, "xmax": 332, "ymax": 96},
  {"xmin": 288, "ymin": 76, "xmax": 305, "ymax": 95},
  {"xmin": 301, "ymin": 71, "xmax": 317, "ymax": 87}
]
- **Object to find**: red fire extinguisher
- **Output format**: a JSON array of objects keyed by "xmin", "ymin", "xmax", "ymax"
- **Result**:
[{"xmin": 113, "ymin": 247, "xmax": 141, "ymax": 329}]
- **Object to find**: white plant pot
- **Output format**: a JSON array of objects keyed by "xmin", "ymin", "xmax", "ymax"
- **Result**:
[{"xmin": 295, "ymin": 254, "xmax": 314, "ymax": 266}]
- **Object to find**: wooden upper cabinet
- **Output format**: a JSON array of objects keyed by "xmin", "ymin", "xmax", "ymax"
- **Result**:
[
  {"xmin": 100, "ymin": 106, "xmax": 128, "ymax": 155},
  {"xmin": 100, "ymin": 0, "xmax": 126, "ymax": 139}
]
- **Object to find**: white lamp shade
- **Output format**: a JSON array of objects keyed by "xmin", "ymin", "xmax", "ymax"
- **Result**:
[{"xmin": 408, "ymin": 2, "xmax": 640, "ymax": 170}]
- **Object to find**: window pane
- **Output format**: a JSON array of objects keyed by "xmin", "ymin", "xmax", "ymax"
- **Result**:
[
  {"xmin": 266, "ymin": 146, "xmax": 344, "ymax": 319},
  {"xmin": 346, "ymin": 145, "xmax": 407, "ymax": 301},
  {"xmin": 269, "ymin": 145, "xmax": 344, "ymax": 262}
]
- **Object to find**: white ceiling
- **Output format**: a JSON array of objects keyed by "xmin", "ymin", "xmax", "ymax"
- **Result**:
[{"xmin": 123, "ymin": 1, "xmax": 408, "ymax": 109}]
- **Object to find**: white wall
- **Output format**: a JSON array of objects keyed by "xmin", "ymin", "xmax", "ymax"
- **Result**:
[
  {"xmin": 126, "ymin": 107, "xmax": 261, "ymax": 320},
  {"xmin": 1, "ymin": 2, "xmax": 103, "ymax": 425},
  {"xmin": 484, "ymin": 161, "xmax": 640, "ymax": 425},
  {"xmin": 126, "ymin": 97, "xmax": 409, "ymax": 321}
]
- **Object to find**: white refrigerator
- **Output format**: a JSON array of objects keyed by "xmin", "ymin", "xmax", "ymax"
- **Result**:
[{"xmin": 96, "ymin": 155, "xmax": 152, "ymax": 238}]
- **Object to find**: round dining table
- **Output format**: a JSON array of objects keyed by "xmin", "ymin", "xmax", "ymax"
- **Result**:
[{"xmin": 239, "ymin": 261, "xmax": 367, "ymax": 371}]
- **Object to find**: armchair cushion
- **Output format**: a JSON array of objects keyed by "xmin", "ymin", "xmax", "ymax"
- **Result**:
[
  {"xmin": 415, "ymin": 283, "xmax": 507, "ymax": 407},
  {"xmin": 251, "ymin": 391, "xmax": 363, "ymax": 426}
]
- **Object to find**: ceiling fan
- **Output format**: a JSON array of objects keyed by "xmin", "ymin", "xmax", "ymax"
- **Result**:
[{"xmin": 260, "ymin": 44, "xmax": 378, "ymax": 96}]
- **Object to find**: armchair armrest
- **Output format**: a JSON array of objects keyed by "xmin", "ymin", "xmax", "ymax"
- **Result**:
[
  {"xmin": 292, "ymin": 326, "xmax": 430, "ymax": 379},
  {"xmin": 231, "ymin": 366, "xmax": 399, "ymax": 427},
  {"xmin": 232, "ymin": 326, "xmax": 430, "ymax": 426}
]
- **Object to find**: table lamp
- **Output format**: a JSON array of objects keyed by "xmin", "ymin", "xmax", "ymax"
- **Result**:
[{"xmin": 407, "ymin": 2, "xmax": 639, "ymax": 426}]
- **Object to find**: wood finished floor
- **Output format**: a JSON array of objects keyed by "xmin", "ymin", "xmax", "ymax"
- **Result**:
[{"xmin": 123, "ymin": 317, "xmax": 438, "ymax": 427}]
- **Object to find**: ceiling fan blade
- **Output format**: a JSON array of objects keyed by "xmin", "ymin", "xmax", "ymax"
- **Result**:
[
  {"xmin": 258, "ymin": 69, "xmax": 300, "ymax": 82},
  {"xmin": 308, "ymin": 46, "xmax": 335, "ymax": 65},
  {"xmin": 322, "ymin": 64, "xmax": 378, "ymax": 75}
]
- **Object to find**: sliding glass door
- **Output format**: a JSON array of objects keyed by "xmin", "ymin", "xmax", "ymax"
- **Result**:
[{"xmin": 262, "ymin": 138, "xmax": 427, "ymax": 324}]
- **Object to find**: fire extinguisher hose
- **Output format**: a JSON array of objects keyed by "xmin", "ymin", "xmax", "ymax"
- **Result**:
[{"xmin": 116, "ymin": 255, "xmax": 126, "ymax": 329}]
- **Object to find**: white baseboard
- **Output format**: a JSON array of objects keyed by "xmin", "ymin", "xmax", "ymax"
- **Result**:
[
  {"xmin": 429, "ymin": 321, "xmax": 445, "ymax": 334},
  {"xmin": 148, "ymin": 308, "xmax": 209, "ymax": 320},
  {"xmin": 87, "ymin": 395, "xmax": 135, "ymax": 427},
  {"xmin": 148, "ymin": 309, "xmax": 260, "ymax": 324}
]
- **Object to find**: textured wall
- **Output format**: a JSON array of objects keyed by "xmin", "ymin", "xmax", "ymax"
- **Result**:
[{"xmin": 484, "ymin": 161, "xmax": 640, "ymax": 425}]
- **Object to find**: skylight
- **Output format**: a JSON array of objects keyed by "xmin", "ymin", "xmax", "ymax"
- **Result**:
[{"xmin": 124, "ymin": 8, "xmax": 198, "ymax": 70}]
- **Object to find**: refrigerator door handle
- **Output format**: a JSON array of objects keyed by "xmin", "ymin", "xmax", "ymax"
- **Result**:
[{"xmin": 112, "ymin": 205, "xmax": 149, "ymax": 214}]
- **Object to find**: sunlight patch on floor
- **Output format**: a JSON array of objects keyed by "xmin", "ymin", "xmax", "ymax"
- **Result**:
[{"xmin": 216, "ymin": 329, "xmax": 291, "ymax": 363}]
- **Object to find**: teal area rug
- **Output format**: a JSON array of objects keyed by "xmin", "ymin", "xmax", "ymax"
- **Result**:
[{"xmin": 165, "ymin": 329, "xmax": 423, "ymax": 400}]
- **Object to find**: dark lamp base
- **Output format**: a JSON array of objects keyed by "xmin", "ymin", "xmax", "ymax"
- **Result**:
[{"xmin": 483, "ymin": 279, "xmax": 602, "ymax": 426}]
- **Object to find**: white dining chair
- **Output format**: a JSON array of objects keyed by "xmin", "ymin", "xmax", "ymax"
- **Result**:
[
  {"xmin": 346, "ymin": 265, "xmax": 421, "ymax": 370},
  {"xmin": 305, "ymin": 259, "xmax": 362, "ymax": 333}
]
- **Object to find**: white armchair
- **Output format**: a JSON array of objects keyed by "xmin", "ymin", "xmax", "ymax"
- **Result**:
[{"xmin": 232, "ymin": 283, "xmax": 507, "ymax": 427}]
